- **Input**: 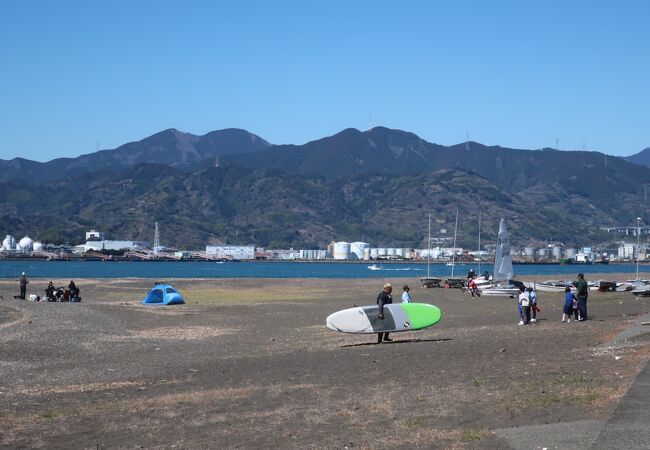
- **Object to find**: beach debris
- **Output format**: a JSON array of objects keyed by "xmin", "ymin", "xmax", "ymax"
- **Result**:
[
  {"xmin": 499, "ymin": 348, "xmax": 506, "ymax": 352},
  {"xmin": 189, "ymin": 368, "xmax": 198, "ymax": 372},
  {"xmin": 614, "ymin": 356, "xmax": 622, "ymax": 360}
]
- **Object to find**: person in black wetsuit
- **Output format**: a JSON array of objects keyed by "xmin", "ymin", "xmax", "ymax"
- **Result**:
[
  {"xmin": 377, "ymin": 283, "xmax": 393, "ymax": 344},
  {"xmin": 68, "ymin": 280, "xmax": 79, "ymax": 300},
  {"xmin": 19, "ymin": 272, "xmax": 28, "ymax": 300},
  {"xmin": 45, "ymin": 281, "xmax": 55, "ymax": 301}
]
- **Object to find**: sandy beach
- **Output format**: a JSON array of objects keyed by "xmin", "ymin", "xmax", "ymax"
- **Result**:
[{"xmin": 1, "ymin": 274, "xmax": 649, "ymax": 449}]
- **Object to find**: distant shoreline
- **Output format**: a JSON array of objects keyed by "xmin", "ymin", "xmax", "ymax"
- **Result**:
[{"xmin": 0, "ymin": 256, "xmax": 646, "ymax": 266}]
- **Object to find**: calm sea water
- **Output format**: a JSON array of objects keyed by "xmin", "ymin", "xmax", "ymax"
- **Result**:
[{"xmin": 0, "ymin": 260, "xmax": 647, "ymax": 279}]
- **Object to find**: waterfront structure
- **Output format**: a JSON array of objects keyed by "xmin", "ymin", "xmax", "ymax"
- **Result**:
[
  {"xmin": 78, "ymin": 240, "xmax": 149, "ymax": 252},
  {"xmin": 267, "ymin": 249, "xmax": 301, "ymax": 260},
  {"xmin": 17, "ymin": 236, "xmax": 33, "ymax": 252},
  {"xmin": 333, "ymin": 242, "xmax": 351, "ymax": 260},
  {"xmin": 2, "ymin": 235, "xmax": 15, "ymax": 251},
  {"xmin": 350, "ymin": 242, "xmax": 369, "ymax": 260},
  {"xmin": 300, "ymin": 249, "xmax": 327, "ymax": 260},
  {"xmin": 552, "ymin": 246, "xmax": 563, "ymax": 259},
  {"xmin": 618, "ymin": 244, "xmax": 634, "ymax": 259},
  {"xmin": 206, "ymin": 245, "xmax": 255, "ymax": 260}
]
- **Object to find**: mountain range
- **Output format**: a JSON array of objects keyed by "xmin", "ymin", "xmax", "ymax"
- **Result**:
[{"xmin": 1, "ymin": 127, "xmax": 649, "ymax": 249}]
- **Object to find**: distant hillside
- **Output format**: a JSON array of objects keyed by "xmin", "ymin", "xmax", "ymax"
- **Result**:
[
  {"xmin": 0, "ymin": 128, "xmax": 270, "ymax": 184},
  {"xmin": 626, "ymin": 147, "xmax": 650, "ymax": 168},
  {"xmin": 1, "ymin": 126, "xmax": 649, "ymax": 249},
  {"xmin": 224, "ymin": 127, "xmax": 650, "ymax": 203},
  {"xmin": 0, "ymin": 163, "xmax": 641, "ymax": 249}
]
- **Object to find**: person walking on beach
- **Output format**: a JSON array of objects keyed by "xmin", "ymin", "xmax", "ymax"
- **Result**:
[
  {"xmin": 562, "ymin": 286, "xmax": 576, "ymax": 323},
  {"xmin": 377, "ymin": 283, "xmax": 393, "ymax": 343},
  {"xmin": 468, "ymin": 278, "xmax": 481, "ymax": 297},
  {"xmin": 574, "ymin": 273, "xmax": 588, "ymax": 321},
  {"xmin": 19, "ymin": 272, "xmax": 28, "ymax": 300},
  {"xmin": 401, "ymin": 285, "xmax": 411, "ymax": 303},
  {"xmin": 528, "ymin": 286, "xmax": 538, "ymax": 322},
  {"xmin": 518, "ymin": 286, "xmax": 531, "ymax": 325}
]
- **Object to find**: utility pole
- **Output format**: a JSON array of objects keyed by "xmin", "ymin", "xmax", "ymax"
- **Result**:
[{"xmin": 153, "ymin": 222, "xmax": 160, "ymax": 256}]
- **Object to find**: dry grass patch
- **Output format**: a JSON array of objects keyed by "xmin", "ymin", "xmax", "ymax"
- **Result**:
[
  {"xmin": 127, "ymin": 326, "xmax": 237, "ymax": 339},
  {"xmin": 9, "ymin": 380, "xmax": 149, "ymax": 396},
  {"xmin": 179, "ymin": 286, "xmax": 333, "ymax": 305}
]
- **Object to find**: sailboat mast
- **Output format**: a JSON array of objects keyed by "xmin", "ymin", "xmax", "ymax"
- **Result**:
[
  {"xmin": 427, "ymin": 211, "xmax": 431, "ymax": 278},
  {"xmin": 478, "ymin": 211, "xmax": 481, "ymax": 274},
  {"xmin": 451, "ymin": 209, "xmax": 459, "ymax": 277}
]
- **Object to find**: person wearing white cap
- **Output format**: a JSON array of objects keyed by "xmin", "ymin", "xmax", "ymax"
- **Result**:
[
  {"xmin": 19, "ymin": 272, "xmax": 29, "ymax": 300},
  {"xmin": 376, "ymin": 283, "xmax": 393, "ymax": 343}
]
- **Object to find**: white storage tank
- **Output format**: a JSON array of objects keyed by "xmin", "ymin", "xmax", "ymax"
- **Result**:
[
  {"xmin": 19, "ymin": 236, "xmax": 33, "ymax": 252},
  {"xmin": 396, "ymin": 248, "xmax": 404, "ymax": 257},
  {"xmin": 2, "ymin": 235, "xmax": 15, "ymax": 251},
  {"xmin": 370, "ymin": 248, "xmax": 379, "ymax": 258},
  {"xmin": 333, "ymin": 242, "xmax": 351, "ymax": 260},
  {"xmin": 524, "ymin": 246, "xmax": 535, "ymax": 257},
  {"xmin": 350, "ymin": 242, "xmax": 369, "ymax": 260},
  {"xmin": 363, "ymin": 248, "xmax": 371, "ymax": 260},
  {"xmin": 387, "ymin": 248, "xmax": 396, "ymax": 256},
  {"xmin": 552, "ymin": 246, "xmax": 562, "ymax": 259},
  {"xmin": 565, "ymin": 248, "xmax": 577, "ymax": 259},
  {"xmin": 33, "ymin": 242, "xmax": 43, "ymax": 252},
  {"xmin": 537, "ymin": 248, "xmax": 548, "ymax": 258},
  {"xmin": 378, "ymin": 248, "xmax": 387, "ymax": 256},
  {"xmin": 404, "ymin": 249, "xmax": 414, "ymax": 259}
]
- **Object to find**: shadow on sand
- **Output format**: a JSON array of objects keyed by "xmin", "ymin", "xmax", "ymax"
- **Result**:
[{"xmin": 341, "ymin": 337, "xmax": 453, "ymax": 348}]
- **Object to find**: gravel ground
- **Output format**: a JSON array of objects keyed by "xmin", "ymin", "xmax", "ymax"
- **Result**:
[{"xmin": 0, "ymin": 275, "xmax": 649, "ymax": 449}]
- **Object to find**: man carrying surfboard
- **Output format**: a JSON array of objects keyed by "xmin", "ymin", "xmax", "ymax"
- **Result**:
[{"xmin": 377, "ymin": 283, "xmax": 393, "ymax": 343}]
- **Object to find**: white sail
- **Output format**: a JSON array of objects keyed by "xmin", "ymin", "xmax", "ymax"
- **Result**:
[{"xmin": 493, "ymin": 218, "xmax": 513, "ymax": 281}]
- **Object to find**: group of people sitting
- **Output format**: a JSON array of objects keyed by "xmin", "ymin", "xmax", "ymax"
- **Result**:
[{"xmin": 42, "ymin": 280, "xmax": 81, "ymax": 302}]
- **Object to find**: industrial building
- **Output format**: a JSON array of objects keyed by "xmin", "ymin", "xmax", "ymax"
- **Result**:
[
  {"xmin": 77, "ymin": 240, "xmax": 149, "ymax": 252},
  {"xmin": 299, "ymin": 249, "xmax": 327, "ymax": 260},
  {"xmin": 206, "ymin": 245, "xmax": 255, "ymax": 260}
]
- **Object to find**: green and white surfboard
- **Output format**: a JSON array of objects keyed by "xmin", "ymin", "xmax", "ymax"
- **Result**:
[{"xmin": 326, "ymin": 303, "xmax": 442, "ymax": 334}]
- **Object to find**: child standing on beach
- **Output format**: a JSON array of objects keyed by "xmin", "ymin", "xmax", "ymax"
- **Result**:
[
  {"xmin": 528, "ymin": 287, "xmax": 538, "ymax": 323},
  {"xmin": 518, "ymin": 286, "xmax": 531, "ymax": 325},
  {"xmin": 562, "ymin": 286, "xmax": 576, "ymax": 323},
  {"xmin": 401, "ymin": 285, "xmax": 411, "ymax": 303}
]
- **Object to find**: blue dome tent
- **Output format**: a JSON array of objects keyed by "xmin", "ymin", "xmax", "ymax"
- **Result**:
[{"xmin": 142, "ymin": 284, "xmax": 185, "ymax": 305}]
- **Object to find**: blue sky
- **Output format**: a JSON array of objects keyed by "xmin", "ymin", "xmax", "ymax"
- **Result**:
[{"xmin": 1, "ymin": 0, "xmax": 649, "ymax": 161}]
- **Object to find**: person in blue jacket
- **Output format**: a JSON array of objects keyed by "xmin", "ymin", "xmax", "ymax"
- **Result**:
[
  {"xmin": 562, "ymin": 286, "xmax": 576, "ymax": 323},
  {"xmin": 528, "ymin": 287, "xmax": 538, "ymax": 323}
]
